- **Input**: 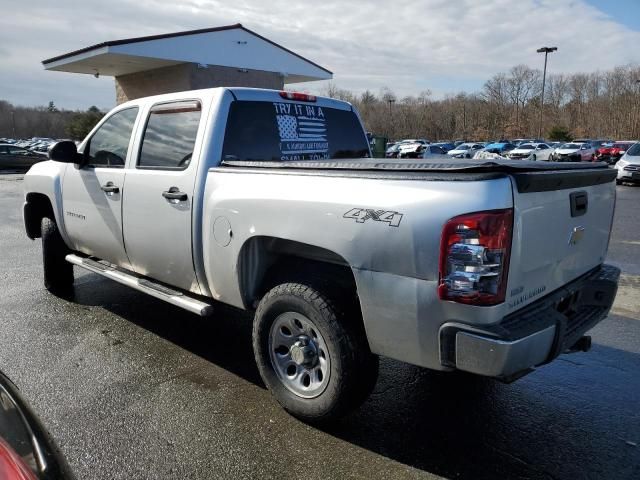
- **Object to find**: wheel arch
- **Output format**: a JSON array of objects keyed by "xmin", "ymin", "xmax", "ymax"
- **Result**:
[
  {"xmin": 23, "ymin": 192, "xmax": 55, "ymax": 239},
  {"xmin": 237, "ymin": 236, "xmax": 358, "ymax": 310}
]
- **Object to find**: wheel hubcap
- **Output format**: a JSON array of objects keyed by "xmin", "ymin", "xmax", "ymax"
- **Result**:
[
  {"xmin": 268, "ymin": 312, "xmax": 330, "ymax": 398},
  {"xmin": 290, "ymin": 337, "xmax": 317, "ymax": 367}
]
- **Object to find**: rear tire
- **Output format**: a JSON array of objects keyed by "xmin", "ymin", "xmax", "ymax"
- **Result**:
[
  {"xmin": 253, "ymin": 282, "xmax": 378, "ymax": 424},
  {"xmin": 41, "ymin": 217, "xmax": 73, "ymax": 294},
  {"xmin": 616, "ymin": 179, "xmax": 622, "ymax": 185}
]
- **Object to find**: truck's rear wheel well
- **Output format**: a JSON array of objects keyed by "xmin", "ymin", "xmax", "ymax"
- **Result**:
[
  {"xmin": 238, "ymin": 237, "xmax": 358, "ymax": 310},
  {"xmin": 24, "ymin": 193, "xmax": 54, "ymax": 239}
]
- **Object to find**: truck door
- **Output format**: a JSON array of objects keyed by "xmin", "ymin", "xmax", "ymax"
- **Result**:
[
  {"xmin": 121, "ymin": 100, "xmax": 203, "ymax": 294},
  {"xmin": 61, "ymin": 107, "xmax": 139, "ymax": 267}
]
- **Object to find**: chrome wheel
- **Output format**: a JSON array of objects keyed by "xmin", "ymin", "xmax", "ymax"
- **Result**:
[{"xmin": 268, "ymin": 312, "xmax": 331, "ymax": 399}]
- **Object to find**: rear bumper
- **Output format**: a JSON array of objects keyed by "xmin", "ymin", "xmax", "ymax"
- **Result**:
[
  {"xmin": 555, "ymin": 154, "xmax": 581, "ymax": 162},
  {"xmin": 439, "ymin": 264, "xmax": 620, "ymax": 379},
  {"xmin": 596, "ymin": 154, "xmax": 618, "ymax": 164}
]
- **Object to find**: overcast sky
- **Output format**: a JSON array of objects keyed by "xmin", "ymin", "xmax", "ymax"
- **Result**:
[{"xmin": 1, "ymin": 0, "xmax": 639, "ymax": 110}]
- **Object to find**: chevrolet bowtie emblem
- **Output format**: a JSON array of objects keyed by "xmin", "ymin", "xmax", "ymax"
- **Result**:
[{"xmin": 569, "ymin": 226, "xmax": 585, "ymax": 246}]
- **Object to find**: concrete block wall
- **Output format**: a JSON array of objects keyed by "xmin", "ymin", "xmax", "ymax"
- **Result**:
[{"xmin": 115, "ymin": 63, "xmax": 285, "ymax": 103}]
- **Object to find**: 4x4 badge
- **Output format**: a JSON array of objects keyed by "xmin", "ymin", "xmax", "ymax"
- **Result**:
[{"xmin": 343, "ymin": 208, "xmax": 403, "ymax": 227}]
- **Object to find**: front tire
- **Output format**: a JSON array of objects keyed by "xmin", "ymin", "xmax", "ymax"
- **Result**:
[
  {"xmin": 253, "ymin": 282, "xmax": 378, "ymax": 423},
  {"xmin": 41, "ymin": 217, "xmax": 73, "ymax": 294}
]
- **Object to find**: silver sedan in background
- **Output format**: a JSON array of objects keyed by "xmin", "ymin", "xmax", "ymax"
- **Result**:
[{"xmin": 508, "ymin": 143, "xmax": 554, "ymax": 161}]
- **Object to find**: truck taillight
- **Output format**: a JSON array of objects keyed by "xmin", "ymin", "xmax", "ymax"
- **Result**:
[
  {"xmin": 438, "ymin": 209, "xmax": 513, "ymax": 306},
  {"xmin": 279, "ymin": 91, "xmax": 317, "ymax": 102}
]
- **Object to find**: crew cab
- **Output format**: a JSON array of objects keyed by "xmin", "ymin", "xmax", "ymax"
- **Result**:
[{"xmin": 22, "ymin": 88, "xmax": 619, "ymax": 423}]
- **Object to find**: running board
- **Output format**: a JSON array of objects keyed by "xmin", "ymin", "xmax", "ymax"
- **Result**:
[{"xmin": 65, "ymin": 254, "xmax": 214, "ymax": 317}]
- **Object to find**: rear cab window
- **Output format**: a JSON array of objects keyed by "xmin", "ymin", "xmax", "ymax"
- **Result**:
[{"xmin": 222, "ymin": 100, "xmax": 370, "ymax": 162}]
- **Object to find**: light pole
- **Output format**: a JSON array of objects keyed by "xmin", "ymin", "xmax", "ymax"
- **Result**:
[
  {"xmin": 635, "ymin": 79, "xmax": 640, "ymax": 139},
  {"xmin": 537, "ymin": 46, "xmax": 557, "ymax": 139},
  {"xmin": 387, "ymin": 98, "xmax": 395, "ymax": 138},
  {"xmin": 11, "ymin": 110, "xmax": 16, "ymax": 138}
]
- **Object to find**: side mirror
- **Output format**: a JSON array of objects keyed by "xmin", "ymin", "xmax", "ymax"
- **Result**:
[{"xmin": 48, "ymin": 141, "xmax": 82, "ymax": 164}]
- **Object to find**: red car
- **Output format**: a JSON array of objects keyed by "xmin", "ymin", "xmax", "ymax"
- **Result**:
[{"xmin": 595, "ymin": 141, "xmax": 635, "ymax": 164}]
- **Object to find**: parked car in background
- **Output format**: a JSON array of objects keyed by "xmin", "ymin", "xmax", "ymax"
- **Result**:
[
  {"xmin": 431, "ymin": 142, "xmax": 455, "ymax": 152},
  {"xmin": 398, "ymin": 143, "xmax": 447, "ymax": 158},
  {"xmin": 484, "ymin": 142, "xmax": 516, "ymax": 155},
  {"xmin": 447, "ymin": 142, "xmax": 485, "ymax": 158},
  {"xmin": 411, "ymin": 144, "xmax": 448, "ymax": 159},
  {"xmin": 508, "ymin": 143, "xmax": 554, "ymax": 161},
  {"xmin": 385, "ymin": 144, "xmax": 401, "ymax": 158},
  {"xmin": 575, "ymin": 139, "xmax": 608, "ymax": 150},
  {"xmin": 550, "ymin": 142, "xmax": 596, "ymax": 162},
  {"xmin": 595, "ymin": 141, "xmax": 635, "ymax": 164},
  {"xmin": 0, "ymin": 144, "xmax": 47, "ymax": 170},
  {"xmin": 385, "ymin": 139, "xmax": 430, "ymax": 158},
  {"xmin": 615, "ymin": 142, "xmax": 640, "ymax": 185},
  {"xmin": 512, "ymin": 138, "xmax": 543, "ymax": 146}
]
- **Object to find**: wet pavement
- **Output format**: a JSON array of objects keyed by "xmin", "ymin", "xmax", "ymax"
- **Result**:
[{"xmin": 0, "ymin": 173, "xmax": 639, "ymax": 479}]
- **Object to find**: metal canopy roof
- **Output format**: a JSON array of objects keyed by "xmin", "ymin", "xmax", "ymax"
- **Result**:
[{"xmin": 42, "ymin": 24, "xmax": 332, "ymax": 84}]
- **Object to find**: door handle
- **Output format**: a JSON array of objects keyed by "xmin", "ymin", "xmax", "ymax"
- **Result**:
[
  {"xmin": 101, "ymin": 182, "xmax": 119, "ymax": 194},
  {"xmin": 162, "ymin": 187, "xmax": 188, "ymax": 202}
]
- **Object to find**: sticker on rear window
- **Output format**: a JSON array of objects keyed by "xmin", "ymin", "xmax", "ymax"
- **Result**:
[{"xmin": 274, "ymin": 102, "xmax": 329, "ymax": 161}]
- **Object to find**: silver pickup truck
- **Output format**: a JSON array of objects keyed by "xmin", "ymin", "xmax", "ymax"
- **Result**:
[{"xmin": 22, "ymin": 88, "xmax": 619, "ymax": 423}]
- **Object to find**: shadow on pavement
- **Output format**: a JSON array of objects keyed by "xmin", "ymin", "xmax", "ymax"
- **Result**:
[
  {"xmin": 71, "ymin": 274, "xmax": 263, "ymax": 388},
  {"xmin": 69, "ymin": 273, "xmax": 640, "ymax": 480}
]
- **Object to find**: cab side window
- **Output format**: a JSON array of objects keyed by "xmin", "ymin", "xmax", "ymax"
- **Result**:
[
  {"xmin": 85, "ymin": 107, "xmax": 138, "ymax": 168},
  {"xmin": 138, "ymin": 101, "xmax": 201, "ymax": 170}
]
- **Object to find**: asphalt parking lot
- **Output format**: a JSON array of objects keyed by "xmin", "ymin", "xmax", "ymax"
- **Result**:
[{"xmin": 1, "ymin": 172, "xmax": 639, "ymax": 480}]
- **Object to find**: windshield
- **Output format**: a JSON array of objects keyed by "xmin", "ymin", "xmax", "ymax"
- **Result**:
[
  {"xmin": 456, "ymin": 144, "xmax": 471, "ymax": 150},
  {"xmin": 626, "ymin": 143, "xmax": 640, "ymax": 156},
  {"xmin": 518, "ymin": 144, "xmax": 535, "ymax": 150},
  {"xmin": 613, "ymin": 143, "xmax": 631, "ymax": 150},
  {"xmin": 560, "ymin": 143, "xmax": 581, "ymax": 149},
  {"xmin": 222, "ymin": 101, "xmax": 370, "ymax": 161}
]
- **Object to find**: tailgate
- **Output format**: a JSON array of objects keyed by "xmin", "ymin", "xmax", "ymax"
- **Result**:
[{"xmin": 506, "ymin": 169, "xmax": 616, "ymax": 311}]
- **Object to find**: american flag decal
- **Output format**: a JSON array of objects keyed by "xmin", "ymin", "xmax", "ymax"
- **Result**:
[
  {"xmin": 273, "ymin": 102, "xmax": 329, "ymax": 158},
  {"xmin": 276, "ymin": 114, "xmax": 327, "ymax": 141}
]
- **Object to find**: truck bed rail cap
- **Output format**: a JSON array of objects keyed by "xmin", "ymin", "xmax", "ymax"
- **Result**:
[{"xmin": 221, "ymin": 158, "xmax": 612, "ymax": 173}]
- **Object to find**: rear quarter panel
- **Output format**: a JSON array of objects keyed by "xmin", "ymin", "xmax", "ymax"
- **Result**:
[{"xmin": 202, "ymin": 169, "xmax": 514, "ymax": 368}]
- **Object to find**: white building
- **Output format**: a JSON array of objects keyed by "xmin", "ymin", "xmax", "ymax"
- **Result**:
[{"xmin": 42, "ymin": 23, "xmax": 332, "ymax": 104}]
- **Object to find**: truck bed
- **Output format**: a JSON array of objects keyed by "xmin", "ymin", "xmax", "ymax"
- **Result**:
[{"xmin": 220, "ymin": 159, "xmax": 616, "ymax": 192}]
